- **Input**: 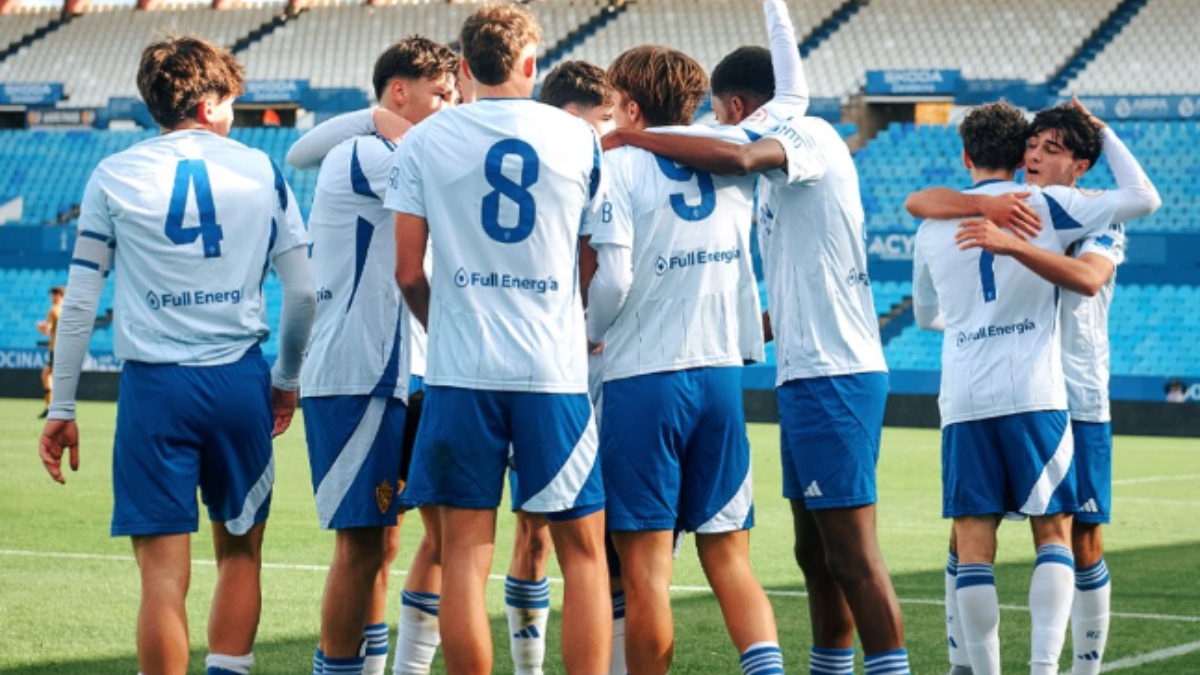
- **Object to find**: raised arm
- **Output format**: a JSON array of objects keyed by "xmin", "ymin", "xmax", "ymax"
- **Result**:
[
  {"xmin": 287, "ymin": 108, "xmax": 412, "ymax": 169},
  {"xmin": 763, "ymin": 0, "xmax": 808, "ymax": 112},
  {"xmin": 1099, "ymin": 127, "xmax": 1161, "ymax": 223}
]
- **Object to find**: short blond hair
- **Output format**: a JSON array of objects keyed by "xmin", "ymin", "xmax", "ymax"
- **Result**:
[{"xmin": 460, "ymin": 3, "xmax": 541, "ymax": 86}]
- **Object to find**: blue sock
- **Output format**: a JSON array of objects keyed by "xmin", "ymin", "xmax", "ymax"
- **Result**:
[
  {"xmin": 312, "ymin": 647, "xmax": 325, "ymax": 675},
  {"xmin": 1075, "ymin": 557, "xmax": 1110, "ymax": 591},
  {"xmin": 741, "ymin": 641, "xmax": 784, "ymax": 675},
  {"xmin": 612, "ymin": 590, "xmax": 626, "ymax": 620},
  {"xmin": 810, "ymin": 646, "xmax": 854, "ymax": 675},
  {"xmin": 322, "ymin": 654, "xmax": 365, "ymax": 675},
  {"xmin": 864, "ymin": 648, "xmax": 910, "ymax": 675},
  {"xmin": 363, "ymin": 621, "xmax": 388, "ymax": 674}
]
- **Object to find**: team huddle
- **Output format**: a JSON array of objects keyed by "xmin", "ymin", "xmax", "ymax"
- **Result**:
[{"xmin": 35, "ymin": 1, "xmax": 1160, "ymax": 675}]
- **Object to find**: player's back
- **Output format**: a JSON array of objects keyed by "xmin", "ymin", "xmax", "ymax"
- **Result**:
[
  {"xmin": 387, "ymin": 99, "xmax": 600, "ymax": 393},
  {"xmin": 916, "ymin": 181, "xmax": 1114, "ymax": 425},
  {"xmin": 595, "ymin": 126, "xmax": 761, "ymax": 381},
  {"xmin": 86, "ymin": 130, "xmax": 302, "ymax": 365},
  {"xmin": 749, "ymin": 113, "xmax": 885, "ymax": 383},
  {"xmin": 303, "ymin": 133, "xmax": 407, "ymax": 399}
]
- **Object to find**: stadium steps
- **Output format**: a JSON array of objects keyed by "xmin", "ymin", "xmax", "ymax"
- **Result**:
[
  {"xmin": 230, "ymin": 9, "xmax": 294, "ymax": 56},
  {"xmin": 536, "ymin": 0, "xmax": 631, "ymax": 72},
  {"xmin": 877, "ymin": 295, "xmax": 914, "ymax": 346},
  {"xmin": 0, "ymin": 12, "xmax": 74, "ymax": 66},
  {"xmin": 798, "ymin": 0, "xmax": 866, "ymax": 59},
  {"xmin": 1047, "ymin": 0, "xmax": 1150, "ymax": 94}
]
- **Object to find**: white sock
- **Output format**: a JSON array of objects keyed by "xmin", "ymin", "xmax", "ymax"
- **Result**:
[
  {"xmin": 1029, "ymin": 544, "xmax": 1075, "ymax": 675},
  {"xmin": 393, "ymin": 591, "xmax": 440, "ymax": 675},
  {"xmin": 1071, "ymin": 559, "xmax": 1112, "ymax": 675},
  {"xmin": 945, "ymin": 551, "xmax": 971, "ymax": 669},
  {"xmin": 956, "ymin": 564, "xmax": 1000, "ymax": 675},
  {"xmin": 505, "ymin": 576, "xmax": 550, "ymax": 675},
  {"xmin": 364, "ymin": 622, "xmax": 389, "ymax": 675},
  {"xmin": 611, "ymin": 591, "xmax": 627, "ymax": 675},
  {"xmin": 205, "ymin": 653, "xmax": 254, "ymax": 675}
]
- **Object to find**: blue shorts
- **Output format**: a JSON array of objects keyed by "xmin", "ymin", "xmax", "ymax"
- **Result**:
[
  {"xmin": 942, "ymin": 411, "xmax": 1076, "ymax": 518},
  {"xmin": 777, "ymin": 372, "xmax": 888, "ymax": 509},
  {"xmin": 1072, "ymin": 421, "xmax": 1112, "ymax": 524},
  {"xmin": 601, "ymin": 367, "xmax": 753, "ymax": 533},
  {"xmin": 404, "ymin": 386, "xmax": 602, "ymax": 518},
  {"xmin": 111, "ymin": 347, "xmax": 273, "ymax": 537},
  {"xmin": 303, "ymin": 395, "xmax": 408, "ymax": 530}
]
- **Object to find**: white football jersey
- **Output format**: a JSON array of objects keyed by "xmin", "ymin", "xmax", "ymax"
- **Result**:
[
  {"xmin": 76, "ymin": 130, "xmax": 308, "ymax": 365},
  {"xmin": 741, "ymin": 107, "xmax": 888, "ymax": 385},
  {"xmin": 913, "ymin": 181, "xmax": 1118, "ymax": 426},
  {"xmin": 301, "ymin": 133, "xmax": 409, "ymax": 400},
  {"xmin": 1061, "ymin": 223, "xmax": 1126, "ymax": 423},
  {"xmin": 385, "ymin": 99, "xmax": 603, "ymax": 393},
  {"xmin": 587, "ymin": 125, "xmax": 763, "ymax": 382}
]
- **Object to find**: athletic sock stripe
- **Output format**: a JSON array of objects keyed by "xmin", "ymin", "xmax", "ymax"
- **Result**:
[
  {"xmin": 947, "ymin": 551, "xmax": 959, "ymax": 575},
  {"xmin": 612, "ymin": 591, "xmax": 626, "ymax": 619},
  {"xmin": 864, "ymin": 648, "xmax": 911, "ymax": 675},
  {"xmin": 504, "ymin": 576, "xmax": 551, "ymax": 608},
  {"xmin": 401, "ymin": 590, "xmax": 440, "ymax": 616},
  {"xmin": 1076, "ymin": 559, "xmax": 1111, "ymax": 590},
  {"xmin": 1035, "ymin": 544, "xmax": 1074, "ymax": 568}
]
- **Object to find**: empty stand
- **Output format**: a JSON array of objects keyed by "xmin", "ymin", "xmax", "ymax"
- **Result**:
[
  {"xmin": 0, "ymin": 6, "xmax": 279, "ymax": 108},
  {"xmin": 1068, "ymin": 0, "xmax": 1200, "ymax": 95},
  {"xmin": 0, "ymin": 8, "xmax": 60, "ymax": 56},
  {"xmin": 802, "ymin": 0, "xmax": 1123, "ymax": 100}
]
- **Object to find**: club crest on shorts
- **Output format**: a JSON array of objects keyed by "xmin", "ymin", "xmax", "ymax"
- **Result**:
[{"xmin": 376, "ymin": 480, "xmax": 393, "ymax": 513}]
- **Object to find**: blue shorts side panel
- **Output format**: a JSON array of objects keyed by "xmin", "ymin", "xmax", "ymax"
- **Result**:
[
  {"xmin": 1072, "ymin": 420, "xmax": 1112, "ymax": 524},
  {"xmin": 303, "ymin": 395, "xmax": 407, "ymax": 529}
]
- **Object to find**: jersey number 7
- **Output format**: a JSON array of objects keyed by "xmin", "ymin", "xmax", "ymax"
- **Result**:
[{"xmin": 164, "ymin": 159, "xmax": 224, "ymax": 259}]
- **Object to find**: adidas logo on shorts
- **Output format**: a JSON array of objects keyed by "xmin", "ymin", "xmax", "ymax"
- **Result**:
[
  {"xmin": 1079, "ymin": 499, "xmax": 1099, "ymax": 513},
  {"xmin": 804, "ymin": 481, "xmax": 824, "ymax": 498}
]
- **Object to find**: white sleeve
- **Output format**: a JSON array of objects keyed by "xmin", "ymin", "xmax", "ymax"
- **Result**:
[
  {"xmin": 384, "ymin": 128, "xmax": 426, "ymax": 217},
  {"xmin": 585, "ymin": 243, "xmax": 633, "ymax": 344},
  {"xmin": 763, "ymin": 0, "xmax": 808, "ymax": 113},
  {"xmin": 1100, "ymin": 127, "xmax": 1162, "ymax": 224},
  {"xmin": 1078, "ymin": 222, "xmax": 1127, "ymax": 267},
  {"xmin": 47, "ymin": 266, "xmax": 104, "ymax": 421},
  {"xmin": 763, "ymin": 120, "xmax": 826, "ymax": 186},
  {"xmin": 1042, "ymin": 185, "xmax": 1119, "ymax": 249},
  {"xmin": 269, "ymin": 160, "xmax": 310, "ymax": 257},
  {"xmin": 355, "ymin": 135, "xmax": 400, "ymax": 199},
  {"xmin": 912, "ymin": 242, "xmax": 944, "ymax": 331},
  {"xmin": 586, "ymin": 151, "xmax": 634, "ymax": 249},
  {"xmin": 286, "ymin": 108, "xmax": 376, "ymax": 169},
  {"xmin": 269, "ymin": 246, "xmax": 316, "ymax": 391}
]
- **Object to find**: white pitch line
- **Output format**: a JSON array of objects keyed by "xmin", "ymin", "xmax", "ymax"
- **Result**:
[
  {"xmin": 3, "ymin": 548, "xmax": 1199, "ymax": 624},
  {"xmin": 1098, "ymin": 640, "xmax": 1200, "ymax": 672},
  {"xmin": 1113, "ymin": 474, "xmax": 1200, "ymax": 486}
]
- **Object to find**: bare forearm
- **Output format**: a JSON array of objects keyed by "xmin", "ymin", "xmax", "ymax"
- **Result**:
[
  {"xmin": 1008, "ymin": 243, "xmax": 1111, "ymax": 297},
  {"xmin": 906, "ymin": 188, "xmax": 985, "ymax": 219},
  {"xmin": 609, "ymin": 130, "xmax": 759, "ymax": 175}
]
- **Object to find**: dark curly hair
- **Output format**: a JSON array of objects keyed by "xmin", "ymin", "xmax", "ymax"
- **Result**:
[
  {"xmin": 137, "ymin": 35, "xmax": 244, "ymax": 129},
  {"xmin": 539, "ymin": 60, "xmax": 610, "ymax": 110},
  {"xmin": 959, "ymin": 101, "xmax": 1029, "ymax": 171},
  {"xmin": 711, "ymin": 46, "xmax": 774, "ymax": 111},
  {"xmin": 1029, "ymin": 103, "xmax": 1104, "ymax": 168},
  {"xmin": 373, "ymin": 35, "xmax": 459, "ymax": 101}
]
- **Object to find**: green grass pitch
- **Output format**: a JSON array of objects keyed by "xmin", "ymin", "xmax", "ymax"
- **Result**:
[{"xmin": 1, "ymin": 398, "xmax": 1197, "ymax": 674}]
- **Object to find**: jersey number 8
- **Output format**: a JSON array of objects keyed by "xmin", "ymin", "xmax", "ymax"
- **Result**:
[{"xmin": 482, "ymin": 140, "xmax": 539, "ymax": 244}]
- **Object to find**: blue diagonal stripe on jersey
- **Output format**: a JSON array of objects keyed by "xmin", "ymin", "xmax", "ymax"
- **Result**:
[
  {"xmin": 351, "ymin": 141, "xmax": 380, "ymax": 200},
  {"xmin": 1045, "ymin": 193, "xmax": 1083, "ymax": 230},
  {"xmin": 370, "ymin": 313, "xmax": 403, "ymax": 397},
  {"xmin": 979, "ymin": 251, "xmax": 997, "ymax": 302},
  {"xmin": 271, "ymin": 159, "xmax": 289, "ymax": 211},
  {"xmin": 345, "ymin": 216, "xmax": 374, "ymax": 313},
  {"xmin": 259, "ymin": 217, "xmax": 277, "ymax": 289}
]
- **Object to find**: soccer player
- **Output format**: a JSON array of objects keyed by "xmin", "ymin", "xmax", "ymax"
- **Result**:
[
  {"xmin": 586, "ymin": 45, "xmax": 782, "ymax": 675},
  {"xmin": 36, "ymin": 285, "xmax": 64, "ymax": 418},
  {"xmin": 910, "ymin": 101, "xmax": 1158, "ymax": 675},
  {"xmin": 386, "ymin": 5, "xmax": 610, "ymax": 675},
  {"xmin": 604, "ymin": 3, "xmax": 912, "ymax": 673},
  {"xmin": 37, "ymin": 36, "xmax": 315, "ymax": 675},
  {"xmin": 296, "ymin": 36, "xmax": 457, "ymax": 675},
  {"xmin": 906, "ymin": 99, "xmax": 1159, "ymax": 675}
]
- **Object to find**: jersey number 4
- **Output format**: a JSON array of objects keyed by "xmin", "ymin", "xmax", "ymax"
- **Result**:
[
  {"xmin": 482, "ymin": 140, "xmax": 539, "ymax": 244},
  {"xmin": 164, "ymin": 159, "xmax": 223, "ymax": 258}
]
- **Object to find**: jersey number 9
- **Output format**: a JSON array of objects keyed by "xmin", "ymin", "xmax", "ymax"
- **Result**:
[{"xmin": 655, "ymin": 155, "xmax": 716, "ymax": 222}]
